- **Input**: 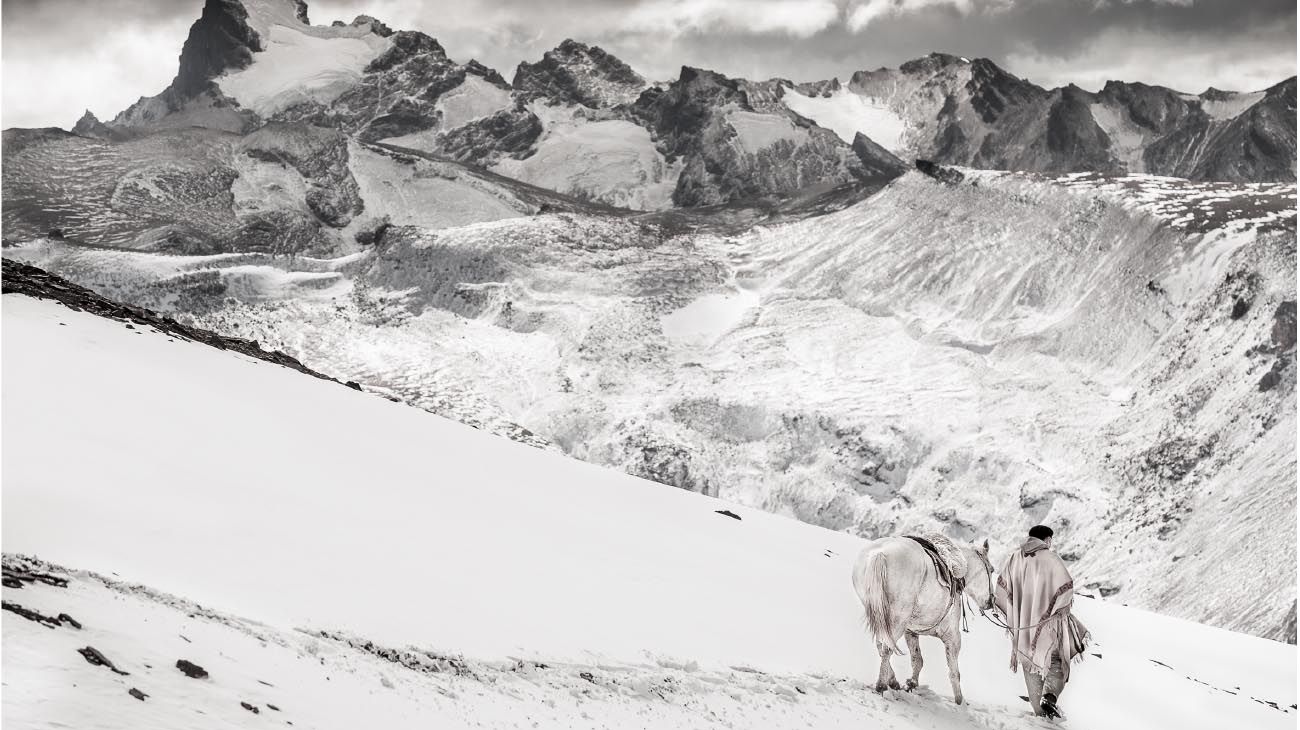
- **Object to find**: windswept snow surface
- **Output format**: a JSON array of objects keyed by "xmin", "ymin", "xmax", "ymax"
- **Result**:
[
  {"xmin": 3, "ymin": 293, "xmax": 1295, "ymax": 729},
  {"xmin": 782, "ymin": 87, "xmax": 908, "ymax": 151}
]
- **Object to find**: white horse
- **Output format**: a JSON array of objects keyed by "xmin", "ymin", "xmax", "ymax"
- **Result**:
[{"xmin": 851, "ymin": 536, "xmax": 995, "ymax": 705}]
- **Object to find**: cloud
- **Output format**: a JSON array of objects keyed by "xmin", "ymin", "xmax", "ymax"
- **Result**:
[
  {"xmin": 621, "ymin": 0, "xmax": 841, "ymax": 38},
  {"xmin": 1004, "ymin": 23, "xmax": 1297, "ymax": 93}
]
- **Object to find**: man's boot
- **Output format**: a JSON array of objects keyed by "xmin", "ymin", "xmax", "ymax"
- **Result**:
[{"xmin": 1040, "ymin": 692, "xmax": 1061, "ymax": 719}]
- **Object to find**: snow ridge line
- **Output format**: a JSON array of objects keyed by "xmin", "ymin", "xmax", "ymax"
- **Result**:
[{"xmin": 1, "ymin": 259, "xmax": 362, "ymax": 391}]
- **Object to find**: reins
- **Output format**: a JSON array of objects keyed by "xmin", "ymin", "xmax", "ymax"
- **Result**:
[{"xmin": 981, "ymin": 608, "xmax": 1059, "ymax": 632}]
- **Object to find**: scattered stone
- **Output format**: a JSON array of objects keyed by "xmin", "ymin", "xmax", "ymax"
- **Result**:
[
  {"xmin": 128, "ymin": 688, "xmax": 148, "ymax": 701},
  {"xmin": 1230, "ymin": 297, "xmax": 1251, "ymax": 320},
  {"xmin": 715, "ymin": 509, "xmax": 741, "ymax": 520},
  {"xmin": 267, "ymin": 703, "xmax": 281, "ymax": 711},
  {"xmin": 57, "ymin": 613, "xmax": 82, "ymax": 629},
  {"xmin": 176, "ymin": 659, "xmax": 209, "ymax": 679},
  {"xmin": 241, "ymin": 701, "xmax": 261, "ymax": 714},
  {"xmin": 78, "ymin": 646, "xmax": 129, "ymax": 675},
  {"xmin": 579, "ymin": 671, "xmax": 595, "ymax": 683}
]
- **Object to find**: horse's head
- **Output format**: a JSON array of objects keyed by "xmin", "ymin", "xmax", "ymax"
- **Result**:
[{"xmin": 966, "ymin": 539, "xmax": 995, "ymax": 612}]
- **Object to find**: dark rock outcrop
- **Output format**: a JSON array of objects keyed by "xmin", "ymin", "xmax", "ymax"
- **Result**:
[
  {"xmin": 176, "ymin": 659, "xmax": 209, "ymax": 679},
  {"xmin": 71, "ymin": 111, "xmax": 117, "ymax": 140},
  {"xmin": 634, "ymin": 67, "xmax": 873, "ymax": 206},
  {"xmin": 512, "ymin": 39, "xmax": 646, "ymax": 109},
  {"xmin": 852, "ymin": 133, "xmax": 907, "ymax": 179},
  {"xmin": 79, "ymin": 646, "xmax": 129, "ymax": 675}
]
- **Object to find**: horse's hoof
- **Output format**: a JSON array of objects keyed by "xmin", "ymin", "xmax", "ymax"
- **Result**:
[
  {"xmin": 904, "ymin": 679, "xmax": 919, "ymax": 692},
  {"xmin": 953, "ymin": 696, "xmax": 964, "ymax": 705},
  {"xmin": 873, "ymin": 683, "xmax": 890, "ymax": 693},
  {"xmin": 888, "ymin": 680, "xmax": 901, "ymax": 691}
]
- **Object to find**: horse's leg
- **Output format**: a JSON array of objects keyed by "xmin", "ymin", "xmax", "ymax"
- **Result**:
[
  {"xmin": 875, "ymin": 642, "xmax": 900, "ymax": 692},
  {"xmin": 904, "ymin": 632, "xmax": 923, "ymax": 691},
  {"xmin": 941, "ymin": 632, "xmax": 963, "ymax": 705}
]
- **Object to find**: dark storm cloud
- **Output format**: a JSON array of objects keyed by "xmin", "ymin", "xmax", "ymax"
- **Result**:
[{"xmin": 3, "ymin": 0, "xmax": 1295, "ymax": 129}]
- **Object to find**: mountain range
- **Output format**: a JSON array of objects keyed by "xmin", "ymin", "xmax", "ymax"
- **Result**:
[{"xmin": 12, "ymin": 0, "xmax": 1295, "ymax": 222}]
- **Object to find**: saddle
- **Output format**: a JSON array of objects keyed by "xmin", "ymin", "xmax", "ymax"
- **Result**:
[{"xmin": 905, "ymin": 534, "xmax": 966, "ymax": 594}]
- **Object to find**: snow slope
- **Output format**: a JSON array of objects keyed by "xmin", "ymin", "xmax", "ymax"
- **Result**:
[
  {"xmin": 782, "ymin": 87, "xmax": 908, "ymax": 152},
  {"xmin": 2, "ymin": 293, "xmax": 1295, "ymax": 729},
  {"xmin": 6, "ymin": 169, "xmax": 1294, "ymax": 641}
]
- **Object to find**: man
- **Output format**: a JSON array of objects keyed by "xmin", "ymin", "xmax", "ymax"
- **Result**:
[{"xmin": 993, "ymin": 525, "xmax": 1090, "ymax": 719}]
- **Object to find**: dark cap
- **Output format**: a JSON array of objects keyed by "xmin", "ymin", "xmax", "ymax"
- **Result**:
[{"xmin": 1028, "ymin": 525, "xmax": 1054, "ymax": 540}]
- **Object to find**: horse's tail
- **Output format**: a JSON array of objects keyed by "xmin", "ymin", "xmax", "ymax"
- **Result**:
[{"xmin": 863, "ymin": 553, "xmax": 902, "ymax": 655}]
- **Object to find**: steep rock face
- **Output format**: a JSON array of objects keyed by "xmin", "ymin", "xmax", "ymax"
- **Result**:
[
  {"xmin": 70, "ymin": 111, "xmax": 118, "ymax": 141},
  {"xmin": 109, "ymin": 0, "xmax": 263, "ymax": 133},
  {"xmin": 635, "ymin": 67, "xmax": 870, "ymax": 206},
  {"xmin": 512, "ymin": 39, "xmax": 646, "ymax": 109},
  {"xmin": 829, "ymin": 53, "xmax": 1296, "ymax": 182},
  {"xmin": 851, "ymin": 132, "xmax": 907, "ymax": 178},
  {"xmin": 270, "ymin": 29, "xmax": 511, "ymax": 143},
  {"xmin": 1182, "ymin": 77, "xmax": 1298, "ymax": 183}
]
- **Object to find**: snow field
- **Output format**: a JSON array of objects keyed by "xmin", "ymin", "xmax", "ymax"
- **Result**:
[{"xmin": 2, "ymin": 293, "xmax": 1295, "ymax": 730}]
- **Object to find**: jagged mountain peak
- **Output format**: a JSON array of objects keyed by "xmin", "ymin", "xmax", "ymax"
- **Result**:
[
  {"xmin": 512, "ymin": 38, "xmax": 646, "ymax": 108},
  {"xmin": 331, "ymin": 14, "xmax": 395, "ymax": 37}
]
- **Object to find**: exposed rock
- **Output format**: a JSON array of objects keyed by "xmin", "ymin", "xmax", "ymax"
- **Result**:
[
  {"xmin": 176, "ymin": 658, "xmax": 209, "ymax": 679},
  {"xmin": 634, "ymin": 66, "xmax": 869, "ymax": 206},
  {"xmin": 71, "ymin": 111, "xmax": 117, "ymax": 140},
  {"xmin": 128, "ymin": 688, "xmax": 149, "ymax": 701},
  {"xmin": 79, "ymin": 646, "xmax": 130, "ymax": 675},
  {"xmin": 852, "ymin": 133, "xmax": 907, "ymax": 179},
  {"xmin": 2, "ymin": 601, "xmax": 62, "ymax": 628},
  {"xmin": 351, "ymin": 14, "xmax": 392, "ymax": 36},
  {"xmin": 2, "ymin": 561, "xmax": 70, "ymax": 588},
  {"xmin": 915, "ymin": 159, "xmax": 964, "ymax": 185},
  {"xmin": 512, "ymin": 39, "xmax": 646, "ymax": 108},
  {"xmin": 437, "ymin": 107, "xmax": 544, "ymax": 166},
  {"xmin": 241, "ymin": 701, "xmax": 261, "ymax": 714}
]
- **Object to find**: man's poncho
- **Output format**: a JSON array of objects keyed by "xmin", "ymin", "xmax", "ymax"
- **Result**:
[{"xmin": 993, "ymin": 537, "xmax": 1090, "ymax": 678}]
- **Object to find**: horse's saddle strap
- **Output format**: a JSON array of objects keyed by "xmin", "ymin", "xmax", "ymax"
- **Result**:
[{"xmin": 904, "ymin": 535, "xmax": 958, "ymax": 591}]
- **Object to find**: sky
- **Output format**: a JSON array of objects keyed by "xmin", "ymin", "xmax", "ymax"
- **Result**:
[{"xmin": 2, "ymin": 0, "xmax": 1295, "ymax": 129}]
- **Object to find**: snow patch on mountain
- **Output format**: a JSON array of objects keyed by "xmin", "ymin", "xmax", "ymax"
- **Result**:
[
  {"xmin": 491, "ymin": 104, "xmax": 680, "ymax": 210},
  {"xmin": 781, "ymin": 87, "xmax": 907, "ymax": 152},
  {"xmin": 218, "ymin": 25, "xmax": 389, "ymax": 117},
  {"xmin": 1088, "ymin": 103, "xmax": 1152, "ymax": 173},
  {"xmin": 1201, "ymin": 90, "xmax": 1267, "ymax": 121},
  {"xmin": 435, "ymin": 75, "xmax": 515, "ymax": 132},
  {"xmin": 727, "ymin": 110, "xmax": 808, "ymax": 154}
]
